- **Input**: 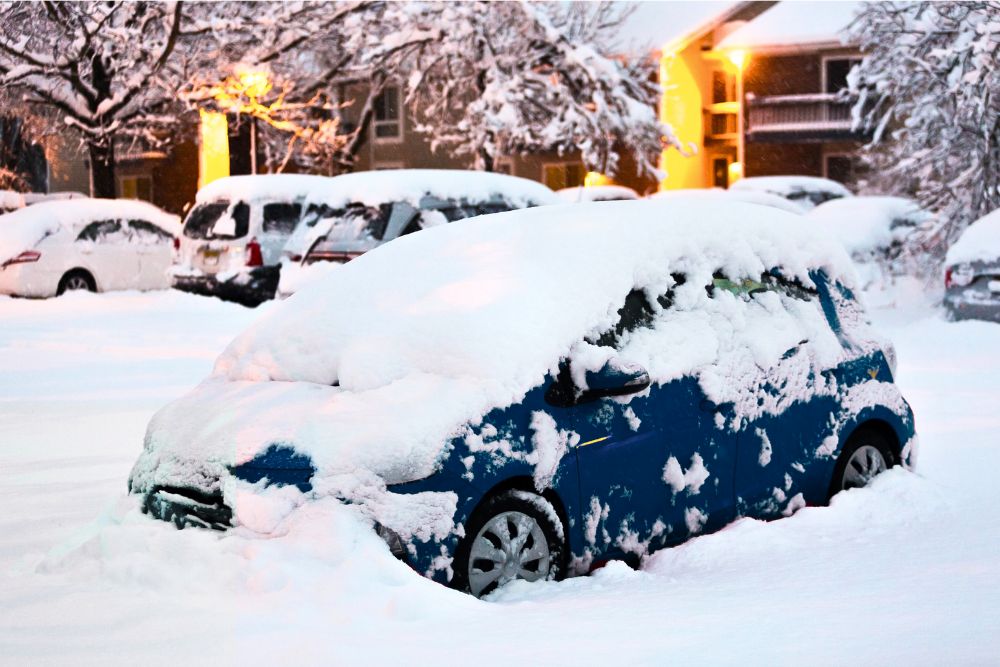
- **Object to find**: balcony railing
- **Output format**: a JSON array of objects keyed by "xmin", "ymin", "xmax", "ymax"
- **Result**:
[{"xmin": 746, "ymin": 93, "xmax": 867, "ymax": 141}]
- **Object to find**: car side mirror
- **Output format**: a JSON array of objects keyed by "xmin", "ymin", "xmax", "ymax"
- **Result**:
[{"xmin": 545, "ymin": 358, "xmax": 650, "ymax": 407}]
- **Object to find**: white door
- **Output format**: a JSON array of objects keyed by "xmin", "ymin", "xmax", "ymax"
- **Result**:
[
  {"xmin": 127, "ymin": 220, "xmax": 175, "ymax": 290},
  {"xmin": 74, "ymin": 219, "xmax": 141, "ymax": 291}
]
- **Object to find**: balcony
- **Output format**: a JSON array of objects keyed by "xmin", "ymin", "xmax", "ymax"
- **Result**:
[{"xmin": 745, "ymin": 93, "xmax": 869, "ymax": 142}]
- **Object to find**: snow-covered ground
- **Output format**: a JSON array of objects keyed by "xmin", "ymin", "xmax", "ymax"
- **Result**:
[{"xmin": 1, "ymin": 284, "xmax": 998, "ymax": 664}]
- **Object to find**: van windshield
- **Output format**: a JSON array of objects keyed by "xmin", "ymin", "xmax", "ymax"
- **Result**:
[{"xmin": 183, "ymin": 202, "xmax": 229, "ymax": 239}]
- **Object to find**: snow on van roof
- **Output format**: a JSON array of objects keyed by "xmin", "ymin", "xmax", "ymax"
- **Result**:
[
  {"xmin": 717, "ymin": 1, "xmax": 864, "ymax": 51},
  {"xmin": 807, "ymin": 196, "xmax": 931, "ymax": 256},
  {"xmin": 197, "ymin": 170, "xmax": 560, "ymax": 208},
  {"xmin": 946, "ymin": 208, "xmax": 1000, "ymax": 266},
  {"xmin": 731, "ymin": 176, "xmax": 853, "ymax": 199},
  {"xmin": 0, "ymin": 198, "xmax": 179, "ymax": 264}
]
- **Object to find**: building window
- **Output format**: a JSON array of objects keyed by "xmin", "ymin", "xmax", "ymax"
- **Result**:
[
  {"xmin": 709, "ymin": 113, "xmax": 738, "ymax": 137},
  {"xmin": 712, "ymin": 70, "xmax": 736, "ymax": 104},
  {"xmin": 373, "ymin": 86, "xmax": 402, "ymax": 141},
  {"xmin": 712, "ymin": 157, "xmax": 730, "ymax": 188},
  {"xmin": 120, "ymin": 175, "xmax": 152, "ymax": 202},
  {"xmin": 494, "ymin": 158, "xmax": 513, "ymax": 175},
  {"xmin": 824, "ymin": 154, "xmax": 855, "ymax": 184},
  {"xmin": 542, "ymin": 162, "xmax": 585, "ymax": 190},
  {"xmin": 824, "ymin": 57, "xmax": 862, "ymax": 94}
]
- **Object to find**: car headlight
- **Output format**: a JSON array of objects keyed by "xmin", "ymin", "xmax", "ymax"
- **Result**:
[{"xmin": 374, "ymin": 522, "xmax": 408, "ymax": 561}]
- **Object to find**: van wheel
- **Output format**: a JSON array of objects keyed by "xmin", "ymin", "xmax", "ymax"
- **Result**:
[
  {"xmin": 452, "ymin": 490, "xmax": 566, "ymax": 598},
  {"xmin": 57, "ymin": 270, "xmax": 96, "ymax": 295},
  {"xmin": 828, "ymin": 428, "xmax": 896, "ymax": 499}
]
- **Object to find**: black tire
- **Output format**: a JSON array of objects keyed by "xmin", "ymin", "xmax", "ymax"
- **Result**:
[
  {"xmin": 57, "ymin": 269, "xmax": 96, "ymax": 295},
  {"xmin": 828, "ymin": 427, "xmax": 897, "ymax": 500},
  {"xmin": 451, "ymin": 490, "xmax": 566, "ymax": 597}
]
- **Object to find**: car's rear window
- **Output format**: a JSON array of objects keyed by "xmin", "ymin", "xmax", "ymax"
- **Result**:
[
  {"xmin": 183, "ymin": 202, "xmax": 229, "ymax": 239},
  {"xmin": 262, "ymin": 202, "xmax": 302, "ymax": 236}
]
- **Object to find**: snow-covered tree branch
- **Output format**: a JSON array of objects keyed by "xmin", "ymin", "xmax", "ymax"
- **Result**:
[{"xmin": 850, "ymin": 1, "xmax": 1000, "ymax": 265}]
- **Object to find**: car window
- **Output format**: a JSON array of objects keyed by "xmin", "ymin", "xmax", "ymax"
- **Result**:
[
  {"xmin": 183, "ymin": 202, "xmax": 229, "ymax": 239},
  {"xmin": 262, "ymin": 202, "xmax": 303, "ymax": 235},
  {"xmin": 77, "ymin": 219, "xmax": 126, "ymax": 243},
  {"xmin": 309, "ymin": 203, "xmax": 393, "ymax": 254},
  {"xmin": 709, "ymin": 271, "xmax": 816, "ymax": 301},
  {"xmin": 301, "ymin": 203, "xmax": 337, "ymax": 228},
  {"xmin": 128, "ymin": 220, "xmax": 173, "ymax": 244},
  {"xmin": 228, "ymin": 201, "xmax": 250, "ymax": 238},
  {"xmin": 475, "ymin": 202, "xmax": 513, "ymax": 216}
]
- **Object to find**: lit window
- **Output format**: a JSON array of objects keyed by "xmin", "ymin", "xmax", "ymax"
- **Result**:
[
  {"xmin": 120, "ymin": 176, "xmax": 152, "ymax": 202},
  {"xmin": 542, "ymin": 163, "xmax": 585, "ymax": 190}
]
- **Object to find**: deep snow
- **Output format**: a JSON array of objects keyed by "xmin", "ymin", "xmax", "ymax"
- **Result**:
[{"xmin": 1, "ymin": 284, "xmax": 999, "ymax": 664}]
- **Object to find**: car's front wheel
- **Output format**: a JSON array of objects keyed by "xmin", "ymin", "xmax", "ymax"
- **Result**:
[
  {"xmin": 57, "ymin": 269, "xmax": 96, "ymax": 295},
  {"xmin": 452, "ymin": 490, "xmax": 565, "ymax": 597},
  {"xmin": 829, "ymin": 427, "xmax": 896, "ymax": 498}
]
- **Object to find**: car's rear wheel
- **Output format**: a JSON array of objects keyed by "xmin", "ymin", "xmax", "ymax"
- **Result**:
[
  {"xmin": 57, "ymin": 270, "xmax": 96, "ymax": 295},
  {"xmin": 829, "ymin": 427, "xmax": 896, "ymax": 498},
  {"xmin": 452, "ymin": 490, "xmax": 565, "ymax": 597}
]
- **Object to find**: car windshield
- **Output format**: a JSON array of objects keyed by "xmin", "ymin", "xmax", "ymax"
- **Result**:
[{"xmin": 183, "ymin": 202, "xmax": 229, "ymax": 239}]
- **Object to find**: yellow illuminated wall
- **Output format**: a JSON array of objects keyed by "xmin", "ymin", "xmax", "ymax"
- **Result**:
[
  {"xmin": 198, "ymin": 109, "xmax": 230, "ymax": 189},
  {"xmin": 658, "ymin": 46, "xmax": 710, "ymax": 191}
]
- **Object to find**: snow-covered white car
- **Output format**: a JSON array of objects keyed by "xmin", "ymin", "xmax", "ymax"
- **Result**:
[
  {"xmin": 730, "ymin": 176, "xmax": 852, "ymax": 211},
  {"xmin": 171, "ymin": 174, "xmax": 335, "ymax": 306},
  {"xmin": 944, "ymin": 208, "xmax": 1000, "ymax": 322},
  {"xmin": 649, "ymin": 187, "xmax": 803, "ymax": 215},
  {"xmin": 130, "ymin": 198, "xmax": 915, "ymax": 597},
  {"xmin": 0, "ymin": 190, "xmax": 25, "ymax": 214},
  {"xmin": 277, "ymin": 169, "xmax": 559, "ymax": 298},
  {"xmin": 0, "ymin": 199, "xmax": 179, "ymax": 298},
  {"xmin": 557, "ymin": 185, "xmax": 639, "ymax": 203},
  {"xmin": 807, "ymin": 196, "xmax": 933, "ymax": 287}
]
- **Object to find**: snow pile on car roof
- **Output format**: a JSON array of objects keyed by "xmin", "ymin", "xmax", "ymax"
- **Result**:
[
  {"xmin": 807, "ymin": 196, "xmax": 932, "ymax": 255},
  {"xmin": 217, "ymin": 199, "xmax": 853, "ymax": 390},
  {"xmin": 198, "ymin": 170, "xmax": 560, "ymax": 208},
  {"xmin": 946, "ymin": 208, "xmax": 1000, "ymax": 266},
  {"xmin": 0, "ymin": 198, "xmax": 179, "ymax": 264},
  {"xmin": 650, "ymin": 187, "xmax": 803, "ymax": 215},
  {"xmin": 731, "ymin": 176, "xmax": 852, "ymax": 199}
]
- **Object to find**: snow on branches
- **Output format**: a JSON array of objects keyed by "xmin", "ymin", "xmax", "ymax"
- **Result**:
[
  {"xmin": 394, "ymin": 1, "xmax": 676, "ymax": 177},
  {"xmin": 850, "ymin": 1, "xmax": 1000, "ymax": 263}
]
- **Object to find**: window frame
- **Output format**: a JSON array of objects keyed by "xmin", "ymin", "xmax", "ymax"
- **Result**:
[
  {"xmin": 821, "ymin": 55, "xmax": 863, "ymax": 95},
  {"xmin": 372, "ymin": 85, "xmax": 403, "ymax": 143}
]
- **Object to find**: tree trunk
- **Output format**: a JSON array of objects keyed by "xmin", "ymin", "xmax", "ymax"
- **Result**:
[
  {"xmin": 88, "ymin": 140, "xmax": 116, "ymax": 198},
  {"xmin": 477, "ymin": 146, "xmax": 494, "ymax": 172}
]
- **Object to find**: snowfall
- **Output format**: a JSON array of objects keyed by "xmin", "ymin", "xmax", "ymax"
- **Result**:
[{"xmin": 1, "ymin": 279, "xmax": 999, "ymax": 664}]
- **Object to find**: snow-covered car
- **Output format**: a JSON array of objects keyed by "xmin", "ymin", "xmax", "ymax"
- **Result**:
[
  {"xmin": 129, "ymin": 198, "xmax": 916, "ymax": 597},
  {"xmin": 1, "ymin": 190, "xmax": 26, "ymax": 214},
  {"xmin": 171, "ymin": 174, "xmax": 335, "ymax": 306},
  {"xmin": 277, "ymin": 169, "xmax": 559, "ymax": 298},
  {"xmin": 22, "ymin": 191, "xmax": 88, "ymax": 205},
  {"xmin": 807, "ymin": 196, "xmax": 934, "ymax": 287},
  {"xmin": 649, "ymin": 187, "xmax": 803, "ymax": 215},
  {"xmin": 943, "ymin": 208, "xmax": 1000, "ymax": 322},
  {"xmin": 730, "ymin": 176, "xmax": 853, "ymax": 211},
  {"xmin": 556, "ymin": 185, "xmax": 639, "ymax": 203},
  {"xmin": 0, "ymin": 198, "xmax": 179, "ymax": 298}
]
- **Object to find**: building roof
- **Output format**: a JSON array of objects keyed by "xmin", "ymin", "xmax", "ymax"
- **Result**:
[
  {"xmin": 618, "ymin": 1, "xmax": 743, "ymax": 54},
  {"xmin": 717, "ymin": 1, "xmax": 866, "ymax": 52}
]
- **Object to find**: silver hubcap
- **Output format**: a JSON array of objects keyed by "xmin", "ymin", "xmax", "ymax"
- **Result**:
[
  {"xmin": 468, "ymin": 510, "xmax": 551, "ymax": 596},
  {"xmin": 65, "ymin": 276, "xmax": 89, "ymax": 291},
  {"xmin": 841, "ymin": 444, "xmax": 887, "ymax": 490}
]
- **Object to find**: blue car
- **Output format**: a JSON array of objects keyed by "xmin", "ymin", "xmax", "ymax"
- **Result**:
[{"xmin": 129, "ymin": 198, "xmax": 917, "ymax": 597}]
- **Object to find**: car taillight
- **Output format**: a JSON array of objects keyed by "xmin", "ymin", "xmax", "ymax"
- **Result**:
[
  {"xmin": 1, "ymin": 250, "xmax": 41, "ymax": 268},
  {"xmin": 944, "ymin": 267, "xmax": 953, "ymax": 288},
  {"xmin": 245, "ymin": 238, "xmax": 263, "ymax": 267},
  {"xmin": 946, "ymin": 263, "xmax": 974, "ymax": 288},
  {"xmin": 173, "ymin": 237, "xmax": 180, "ymax": 251}
]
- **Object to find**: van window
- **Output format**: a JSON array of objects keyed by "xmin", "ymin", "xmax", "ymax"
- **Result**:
[
  {"xmin": 183, "ymin": 202, "xmax": 229, "ymax": 239},
  {"xmin": 262, "ymin": 202, "xmax": 303, "ymax": 235}
]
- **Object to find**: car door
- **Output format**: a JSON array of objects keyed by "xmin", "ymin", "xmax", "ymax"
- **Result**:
[
  {"xmin": 259, "ymin": 201, "xmax": 302, "ymax": 265},
  {"xmin": 569, "ymin": 287, "xmax": 737, "ymax": 565},
  {"xmin": 127, "ymin": 220, "xmax": 174, "ymax": 289},
  {"xmin": 728, "ymin": 272, "xmax": 844, "ymax": 517},
  {"xmin": 75, "ymin": 219, "xmax": 140, "ymax": 290}
]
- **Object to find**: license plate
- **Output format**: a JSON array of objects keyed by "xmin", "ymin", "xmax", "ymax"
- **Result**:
[{"xmin": 203, "ymin": 249, "xmax": 220, "ymax": 265}]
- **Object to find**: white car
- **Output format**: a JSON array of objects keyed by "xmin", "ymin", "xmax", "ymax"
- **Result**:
[
  {"xmin": 170, "ymin": 174, "xmax": 335, "ymax": 306},
  {"xmin": 730, "ymin": 176, "xmax": 852, "ymax": 211},
  {"xmin": 0, "ymin": 199, "xmax": 179, "ymax": 297},
  {"xmin": 806, "ymin": 196, "xmax": 933, "ymax": 287},
  {"xmin": 277, "ymin": 169, "xmax": 560, "ymax": 298},
  {"xmin": 556, "ymin": 185, "xmax": 639, "ymax": 202}
]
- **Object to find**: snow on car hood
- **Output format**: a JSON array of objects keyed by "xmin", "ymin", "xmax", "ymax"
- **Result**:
[
  {"xmin": 807, "ymin": 196, "xmax": 932, "ymax": 255},
  {"xmin": 133, "ymin": 199, "xmax": 863, "ymax": 529},
  {"xmin": 0, "ymin": 198, "xmax": 179, "ymax": 264},
  {"xmin": 946, "ymin": 208, "xmax": 1000, "ymax": 266}
]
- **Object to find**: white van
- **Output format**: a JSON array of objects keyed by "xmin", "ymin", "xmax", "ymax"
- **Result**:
[{"xmin": 171, "ymin": 174, "xmax": 334, "ymax": 305}]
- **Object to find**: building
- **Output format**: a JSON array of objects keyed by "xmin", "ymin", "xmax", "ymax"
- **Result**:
[{"xmin": 655, "ymin": 0, "xmax": 867, "ymax": 191}]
